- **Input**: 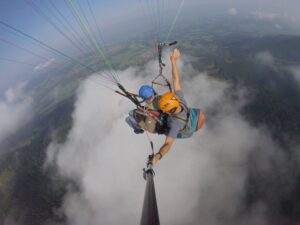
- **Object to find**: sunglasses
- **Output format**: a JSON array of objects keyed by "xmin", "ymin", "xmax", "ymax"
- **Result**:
[{"xmin": 167, "ymin": 107, "xmax": 177, "ymax": 114}]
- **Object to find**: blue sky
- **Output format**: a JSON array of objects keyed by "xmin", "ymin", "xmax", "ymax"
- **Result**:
[
  {"xmin": 1, "ymin": 0, "xmax": 300, "ymax": 94},
  {"xmin": 0, "ymin": 0, "xmax": 141, "ymax": 93}
]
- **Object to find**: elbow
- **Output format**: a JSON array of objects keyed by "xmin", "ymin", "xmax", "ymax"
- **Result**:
[
  {"xmin": 165, "ymin": 137, "xmax": 174, "ymax": 146},
  {"xmin": 165, "ymin": 142, "xmax": 172, "ymax": 149}
]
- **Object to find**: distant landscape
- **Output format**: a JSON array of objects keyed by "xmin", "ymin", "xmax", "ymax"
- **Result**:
[{"xmin": 0, "ymin": 15, "xmax": 300, "ymax": 224}]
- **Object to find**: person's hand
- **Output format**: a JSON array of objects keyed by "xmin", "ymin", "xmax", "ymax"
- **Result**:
[
  {"xmin": 151, "ymin": 153, "xmax": 162, "ymax": 166},
  {"xmin": 170, "ymin": 48, "xmax": 180, "ymax": 62}
]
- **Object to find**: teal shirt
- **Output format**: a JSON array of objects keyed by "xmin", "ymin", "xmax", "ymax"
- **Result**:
[{"xmin": 146, "ymin": 95, "xmax": 160, "ymax": 110}]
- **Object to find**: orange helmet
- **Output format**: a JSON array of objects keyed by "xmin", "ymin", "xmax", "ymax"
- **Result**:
[{"xmin": 158, "ymin": 92, "xmax": 180, "ymax": 113}]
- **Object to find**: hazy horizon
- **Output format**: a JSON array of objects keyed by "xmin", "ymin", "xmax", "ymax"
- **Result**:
[{"xmin": 1, "ymin": 0, "xmax": 300, "ymax": 93}]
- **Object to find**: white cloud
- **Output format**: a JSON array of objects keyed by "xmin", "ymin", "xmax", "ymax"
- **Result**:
[
  {"xmin": 255, "ymin": 51, "xmax": 275, "ymax": 66},
  {"xmin": 228, "ymin": 8, "xmax": 238, "ymax": 16},
  {"xmin": 4, "ymin": 82, "xmax": 27, "ymax": 103},
  {"xmin": 251, "ymin": 11, "xmax": 277, "ymax": 20},
  {"xmin": 0, "ymin": 82, "xmax": 32, "ymax": 144},
  {"xmin": 33, "ymin": 58, "xmax": 55, "ymax": 72},
  {"xmin": 45, "ymin": 55, "xmax": 288, "ymax": 225},
  {"xmin": 275, "ymin": 23, "xmax": 281, "ymax": 29},
  {"xmin": 288, "ymin": 66, "xmax": 300, "ymax": 84}
]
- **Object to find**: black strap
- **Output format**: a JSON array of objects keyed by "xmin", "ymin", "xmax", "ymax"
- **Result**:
[
  {"xmin": 153, "ymin": 41, "xmax": 177, "ymax": 92},
  {"xmin": 172, "ymin": 101, "xmax": 190, "ymax": 130},
  {"xmin": 151, "ymin": 74, "xmax": 172, "ymax": 92},
  {"xmin": 116, "ymin": 83, "xmax": 141, "ymax": 107}
]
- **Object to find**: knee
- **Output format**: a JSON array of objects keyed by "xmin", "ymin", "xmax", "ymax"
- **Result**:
[{"xmin": 129, "ymin": 110, "xmax": 135, "ymax": 117}]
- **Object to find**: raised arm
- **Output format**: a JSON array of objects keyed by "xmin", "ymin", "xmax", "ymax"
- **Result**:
[{"xmin": 170, "ymin": 48, "xmax": 181, "ymax": 92}]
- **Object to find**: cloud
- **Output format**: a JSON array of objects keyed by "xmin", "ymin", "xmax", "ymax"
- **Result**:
[
  {"xmin": 0, "ymin": 82, "xmax": 32, "ymax": 144},
  {"xmin": 251, "ymin": 11, "xmax": 277, "ymax": 20},
  {"xmin": 45, "ymin": 55, "xmax": 295, "ymax": 225},
  {"xmin": 33, "ymin": 58, "xmax": 55, "ymax": 72},
  {"xmin": 228, "ymin": 8, "xmax": 238, "ymax": 16},
  {"xmin": 275, "ymin": 23, "xmax": 281, "ymax": 29},
  {"xmin": 288, "ymin": 66, "xmax": 300, "ymax": 84},
  {"xmin": 255, "ymin": 51, "xmax": 275, "ymax": 66}
]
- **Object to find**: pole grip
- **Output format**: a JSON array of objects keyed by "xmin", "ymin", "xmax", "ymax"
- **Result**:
[{"xmin": 168, "ymin": 41, "xmax": 177, "ymax": 46}]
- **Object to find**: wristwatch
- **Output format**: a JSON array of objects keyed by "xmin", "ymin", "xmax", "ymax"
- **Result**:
[{"xmin": 157, "ymin": 152, "xmax": 163, "ymax": 160}]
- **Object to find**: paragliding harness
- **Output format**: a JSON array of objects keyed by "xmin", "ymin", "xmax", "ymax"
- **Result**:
[
  {"xmin": 151, "ymin": 41, "xmax": 177, "ymax": 92},
  {"xmin": 134, "ymin": 104, "xmax": 169, "ymax": 135},
  {"xmin": 172, "ymin": 101, "xmax": 202, "ymax": 139},
  {"xmin": 115, "ymin": 41, "xmax": 178, "ymax": 135},
  {"xmin": 116, "ymin": 83, "xmax": 168, "ymax": 134}
]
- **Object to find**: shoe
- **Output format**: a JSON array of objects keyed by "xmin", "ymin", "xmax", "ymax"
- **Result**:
[{"xmin": 134, "ymin": 128, "xmax": 144, "ymax": 134}]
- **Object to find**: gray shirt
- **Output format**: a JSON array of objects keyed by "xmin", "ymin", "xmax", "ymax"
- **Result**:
[{"xmin": 167, "ymin": 90, "xmax": 189, "ymax": 138}]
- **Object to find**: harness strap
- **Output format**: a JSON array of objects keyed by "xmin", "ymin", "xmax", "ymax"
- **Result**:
[
  {"xmin": 172, "ymin": 101, "xmax": 190, "ymax": 131},
  {"xmin": 116, "ymin": 83, "xmax": 141, "ymax": 107},
  {"xmin": 135, "ymin": 106, "xmax": 162, "ymax": 124},
  {"xmin": 151, "ymin": 74, "xmax": 172, "ymax": 92}
]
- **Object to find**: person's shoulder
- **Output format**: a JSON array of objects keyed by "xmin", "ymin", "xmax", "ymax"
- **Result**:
[{"xmin": 170, "ymin": 114, "xmax": 185, "ymax": 128}]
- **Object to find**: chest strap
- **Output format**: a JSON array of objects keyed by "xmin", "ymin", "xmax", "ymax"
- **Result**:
[{"xmin": 172, "ymin": 102, "xmax": 190, "ymax": 129}]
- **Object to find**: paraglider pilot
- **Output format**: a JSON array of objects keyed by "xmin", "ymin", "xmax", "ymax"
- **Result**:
[
  {"xmin": 125, "ymin": 85, "xmax": 162, "ymax": 134},
  {"xmin": 151, "ymin": 48, "xmax": 205, "ymax": 166}
]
